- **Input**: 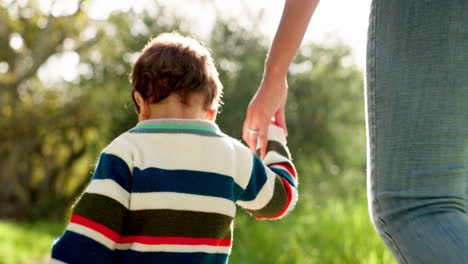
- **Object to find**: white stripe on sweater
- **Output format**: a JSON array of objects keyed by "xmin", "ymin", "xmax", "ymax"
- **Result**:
[
  {"xmin": 66, "ymin": 222, "xmax": 233, "ymax": 255},
  {"xmin": 231, "ymin": 141, "xmax": 256, "ymax": 189},
  {"xmin": 263, "ymin": 151, "xmax": 290, "ymax": 166},
  {"xmin": 115, "ymin": 243, "xmax": 231, "ymax": 254},
  {"xmin": 236, "ymin": 168, "xmax": 276, "ymax": 210},
  {"xmin": 117, "ymin": 133, "xmax": 253, "ymax": 190},
  {"xmin": 85, "ymin": 179, "xmax": 130, "ymax": 208},
  {"xmin": 102, "ymin": 136, "xmax": 134, "ymax": 172},
  {"xmin": 85, "ymin": 179, "xmax": 237, "ymax": 216},
  {"xmin": 266, "ymin": 125, "xmax": 287, "ymax": 145},
  {"xmin": 131, "ymin": 192, "xmax": 237, "ymax": 217},
  {"xmin": 67, "ymin": 223, "xmax": 115, "ymax": 249}
]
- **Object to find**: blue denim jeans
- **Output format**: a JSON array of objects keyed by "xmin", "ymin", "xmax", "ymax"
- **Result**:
[{"xmin": 366, "ymin": 1, "xmax": 468, "ymax": 263}]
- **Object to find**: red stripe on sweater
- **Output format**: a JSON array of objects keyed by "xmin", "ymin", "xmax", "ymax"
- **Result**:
[
  {"xmin": 256, "ymin": 177, "xmax": 293, "ymax": 220},
  {"xmin": 71, "ymin": 214, "xmax": 120, "ymax": 242},
  {"xmin": 119, "ymin": 236, "xmax": 232, "ymax": 246},
  {"xmin": 270, "ymin": 162, "xmax": 297, "ymax": 178}
]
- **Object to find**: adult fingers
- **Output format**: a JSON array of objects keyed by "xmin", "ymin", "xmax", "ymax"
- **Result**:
[
  {"xmin": 257, "ymin": 120, "xmax": 269, "ymax": 159},
  {"xmin": 274, "ymin": 107, "xmax": 288, "ymax": 137},
  {"xmin": 242, "ymin": 114, "xmax": 258, "ymax": 153}
]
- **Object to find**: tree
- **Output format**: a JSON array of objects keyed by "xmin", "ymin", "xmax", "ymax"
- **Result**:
[
  {"xmin": 0, "ymin": 0, "xmax": 191, "ymax": 220},
  {"xmin": 210, "ymin": 19, "xmax": 365, "ymax": 201},
  {"xmin": 0, "ymin": 0, "xmax": 104, "ymax": 219},
  {"xmin": 0, "ymin": 1, "xmax": 364, "ymax": 220}
]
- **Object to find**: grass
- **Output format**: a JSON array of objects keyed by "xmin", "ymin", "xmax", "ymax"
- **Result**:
[
  {"xmin": 0, "ymin": 196, "xmax": 395, "ymax": 264},
  {"xmin": 0, "ymin": 220, "xmax": 64, "ymax": 264},
  {"xmin": 230, "ymin": 195, "xmax": 396, "ymax": 264}
]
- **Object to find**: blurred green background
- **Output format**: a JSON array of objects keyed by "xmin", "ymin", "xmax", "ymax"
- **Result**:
[{"xmin": 0, "ymin": 0, "xmax": 394, "ymax": 263}]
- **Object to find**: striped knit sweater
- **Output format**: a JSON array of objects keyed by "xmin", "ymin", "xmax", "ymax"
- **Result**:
[{"xmin": 50, "ymin": 118, "xmax": 298, "ymax": 264}]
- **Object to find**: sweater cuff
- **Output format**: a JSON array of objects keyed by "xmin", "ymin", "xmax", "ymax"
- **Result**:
[
  {"xmin": 258, "ymin": 125, "xmax": 291, "ymax": 164},
  {"xmin": 266, "ymin": 124, "xmax": 287, "ymax": 145}
]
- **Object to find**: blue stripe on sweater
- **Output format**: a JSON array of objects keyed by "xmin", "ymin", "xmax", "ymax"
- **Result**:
[
  {"xmin": 51, "ymin": 231, "xmax": 228, "ymax": 264},
  {"xmin": 91, "ymin": 153, "xmax": 132, "ymax": 192},
  {"xmin": 270, "ymin": 167, "xmax": 296, "ymax": 187},
  {"xmin": 236, "ymin": 154, "xmax": 269, "ymax": 202},
  {"xmin": 90, "ymin": 153, "xmax": 276, "ymax": 204},
  {"xmin": 51, "ymin": 231, "xmax": 114, "ymax": 264},
  {"xmin": 133, "ymin": 167, "xmax": 241, "ymax": 201},
  {"xmin": 115, "ymin": 250, "xmax": 229, "ymax": 264}
]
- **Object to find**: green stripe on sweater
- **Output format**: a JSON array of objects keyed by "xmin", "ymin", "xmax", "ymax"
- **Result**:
[
  {"xmin": 124, "ymin": 209, "xmax": 233, "ymax": 239},
  {"xmin": 246, "ymin": 176, "xmax": 288, "ymax": 218},
  {"xmin": 134, "ymin": 124, "xmax": 216, "ymax": 132},
  {"xmin": 257, "ymin": 140, "xmax": 291, "ymax": 159},
  {"xmin": 73, "ymin": 193, "xmax": 127, "ymax": 234},
  {"xmin": 74, "ymin": 193, "xmax": 234, "ymax": 239}
]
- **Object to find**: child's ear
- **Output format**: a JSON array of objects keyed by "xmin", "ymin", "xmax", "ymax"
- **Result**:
[
  {"xmin": 133, "ymin": 91, "xmax": 151, "ymax": 121},
  {"xmin": 205, "ymin": 107, "xmax": 218, "ymax": 121}
]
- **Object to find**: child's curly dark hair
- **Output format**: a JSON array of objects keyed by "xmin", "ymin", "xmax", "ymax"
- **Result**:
[{"xmin": 130, "ymin": 32, "xmax": 223, "ymax": 112}]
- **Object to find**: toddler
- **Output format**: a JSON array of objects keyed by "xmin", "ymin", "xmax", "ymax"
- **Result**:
[{"xmin": 51, "ymin": 32, "xmax": 298, "ymax": 264}]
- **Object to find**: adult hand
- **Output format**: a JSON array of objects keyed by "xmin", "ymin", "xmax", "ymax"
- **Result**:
[
  {"xmin": 243, "ymin": 74, "xmax": 288, "ymax": 159},
  {"xmin": 242, "ymin": 0, "xmax": 318, "ymax": 158}
]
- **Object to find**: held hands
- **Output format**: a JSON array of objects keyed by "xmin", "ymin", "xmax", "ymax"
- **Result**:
[
  {"xmin": 242, "ymin": 74, "xmax": 289, "ymax": 159},
  {"xmin": 241, "ymin": 0, "xmax": 316, "ymax": 159}
]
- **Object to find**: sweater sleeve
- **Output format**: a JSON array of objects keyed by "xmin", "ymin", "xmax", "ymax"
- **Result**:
[
  {"xmin": 236, "ymin": 125, "xmax": 298, "ymax": 220},
  {"xmin": 50, "ymin": 137, "xmax": 133, "ymax": 264}
]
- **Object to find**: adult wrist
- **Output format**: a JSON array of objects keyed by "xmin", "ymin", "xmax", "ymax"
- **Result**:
[
  {"xmin": 263, "ymin": 58, "xmax": 289, "ymax": 79},
  {"xmin": 260, "ymin": 69, "xmax": 288, "ymax": 93},
  {"xmin": 263, "ymin": 65, "xmax": 288, "ymax": 80}
]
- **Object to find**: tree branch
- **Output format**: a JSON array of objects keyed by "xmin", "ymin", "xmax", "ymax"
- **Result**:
[{"xmin": 0, "ymin": 0, "xmax": 89, "ymax": 92}]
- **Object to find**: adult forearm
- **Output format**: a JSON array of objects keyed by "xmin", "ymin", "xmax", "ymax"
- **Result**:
[
  {"xmin": 243, "ymin": 0, "xmax": 319, "ymax": 155},
  {"xmin": 264, "ymin": 0, "xmax": 319, "ymax": 77}
]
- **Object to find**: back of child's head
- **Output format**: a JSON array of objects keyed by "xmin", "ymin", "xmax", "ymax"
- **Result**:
[{"xmin": 131, "ymin": 32, "xmax": 223, "ymax": 112}]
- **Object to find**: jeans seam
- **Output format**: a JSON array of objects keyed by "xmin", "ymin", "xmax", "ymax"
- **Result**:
[{"xmin": 369, "ymin": 0, "xmax": 408, "ymax": 263}]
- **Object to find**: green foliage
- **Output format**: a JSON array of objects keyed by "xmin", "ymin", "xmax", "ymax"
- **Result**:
[
  {"xmin": 1, "ymin": 0, "xmax": 366, "ymax": 219},
  {"xmin": 288, "ymin": 42, "xmax": 366, "ymax": 204},
  {"xmin": 0, "ymin": 220, "xmax": 64, "ymax": 264},
  {"xmin": 75, "ymin": 8, "xmax": 190, "ymax": 142},
  {"xmin": 231, "ymin": 196, "xmax": 395, "ymax": 264},
  {"xmin": 0, "ymin": 198, "xmax": 395, "ymax": 264},
  {"xmin": 211, "ymin": 18, "xmax": 269, "ymax": 138},
  {"xmin": 0, "ymin": 1, "xmax": 392, "ymax": 263},
  {"xmin": 210, "ymin": 18, "xmax": 367, "ymax": 206},
  {"xmin": 0, "ymin": 0, "xmax": 101, "ymax": 219},
  {"xmin": 0, "ymin": 1, "xmax": 188, "ymax": 220}
]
